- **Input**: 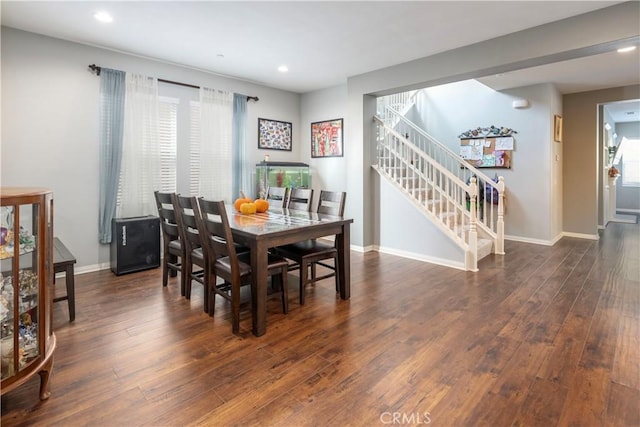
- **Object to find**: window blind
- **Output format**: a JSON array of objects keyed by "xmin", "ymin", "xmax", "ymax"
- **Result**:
[
  {"xmin": 189, "ymin": 101, "xmax": 201, "ymax": 196},
  {"xmin": 158, "ymin": 96, "xmax": 178, "ymax": 193}
]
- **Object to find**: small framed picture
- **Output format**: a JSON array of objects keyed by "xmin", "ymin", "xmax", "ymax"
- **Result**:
[
  {"xmin": 554, "ymin": 114, "xmax": 563, "ymax": 143},
  {"xmin": 258, "ymin": 118, "xmax": 292, "ymax": 151},
  {"xmin": 311, "ymin": 118, "xmax": 343, "ymax": 158}
]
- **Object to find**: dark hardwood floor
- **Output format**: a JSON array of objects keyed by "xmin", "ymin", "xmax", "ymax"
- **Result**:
[{"xmin": 2, "ymin": 220, "xmax": 639, "ymax": 426}]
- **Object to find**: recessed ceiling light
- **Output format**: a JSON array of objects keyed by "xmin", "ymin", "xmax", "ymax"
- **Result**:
[
  {"xmin": 94, "ymin": 11, "xmax": 113, "ymax": 23},
  {"xmin": 278, "ymin": 65, "xmax": 289, "ymax": 73},
  {"xmin": 617, "ymin": 46, "xmax": 636, "ymax": 53}
]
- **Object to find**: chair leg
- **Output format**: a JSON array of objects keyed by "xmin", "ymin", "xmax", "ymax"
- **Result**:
[
  {"xmin": 184, "ymin": 260, "xmax": 192, "ymax": 300},
  {"xmin": 180, "ymin": 262, "xmax": 187, "ymax": 296},
  {"xmin": 162, "ymin": 256, "xmax": 169, "ymax": 287},
  {"xmin": 169, "ymin": 254, "xmax": 178, "ymax": 277},
  {"xmin": 231, "ymin": 282, "xmax": 241, "ymax": 334},
  {"xmin": 209, "ymin": 285, "xmax": 216, "ymax": 317},
  {"xmin": 281, "ymin": 267, "xmax": 289, "ymax": 314},
  {"xmin": 334, "ymin": 256, "xmax": 340, "ymax": 292},
  {"xmin": 202, "ymin": 272, "xmax": 209, "ymax": 313},
  {"xmin": 299, "ymin": 260, "xmax": 308, "ymax": 305}
]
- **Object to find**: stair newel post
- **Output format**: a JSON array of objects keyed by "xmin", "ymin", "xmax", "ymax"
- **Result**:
[
  {"xmin": 467, "ymin": 177, "xmax": 479, "ymax": 271},
  {"xmin": 445, "ymin": 177, "xmax": 450, "ymax": 228},
  {"xmin": 496, "ymin": 176, "xmax": 506, "ymax": 255},
  {"xmin": 376, "ymin": 120, "xmax": 381, "ymax": 170}
]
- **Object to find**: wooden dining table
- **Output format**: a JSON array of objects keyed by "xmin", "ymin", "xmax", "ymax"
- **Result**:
[{"xmin": 227, "ymin": 207, "xmax": 353, "ymax": 336}]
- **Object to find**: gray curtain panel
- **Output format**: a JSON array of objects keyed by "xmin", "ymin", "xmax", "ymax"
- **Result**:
[
  {"xmin": 232, "ymin": 94, "xmax": 248, "ymax": 199},
  {"xmin": 98, "ymin": 68, "xmax": 126, "ymax": 244}
]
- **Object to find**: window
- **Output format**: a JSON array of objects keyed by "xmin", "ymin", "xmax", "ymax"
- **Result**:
[
  {"xmin": 621, "ymin": 138, "xmax": 640, "ymax": 187},
  {"xmin": 189, "ymin": 101, "xmax": 201, "ymax": 196},
  {"xmin": 117, "ymin": 83, "xmax": 235, "ymax": 208},
  {"xmin": 158, "ymin": 97, "xmax": 178, "ymax": 193}
]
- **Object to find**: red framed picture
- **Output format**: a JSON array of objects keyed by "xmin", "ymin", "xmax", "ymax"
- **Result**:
[{"xmin": 311, "ymin": 118, "xmax": 343, "ymax": 158}]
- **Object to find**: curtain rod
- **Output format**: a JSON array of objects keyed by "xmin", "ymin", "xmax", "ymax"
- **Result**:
[{"xmin": 88, "ymin": 64, "xmax": 259, "ymax": 102}]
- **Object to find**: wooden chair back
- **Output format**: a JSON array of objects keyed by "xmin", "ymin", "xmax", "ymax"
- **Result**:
[
  {"xmin": 266, "ymin": 186, "xmax": 289, "ymax": 208},
  {"xmin": 317, "ymin": 191, "xmax": 346, "ymax": 216},
  {"xmin": 287, "ymin": 188, "xmax": 314, "ymax": 211},
  {"xmin": 197, "ymin": 198, "xmax": 289, "ymax": 332},
  {"xmin": 174, "ymin": 195, "xmax": 202, "ymax": 256},
  {"xmin": 197, "ymin": 199, "xmax": 241, "ymax": 280},
  {"xmin": 154, "ymin": 191, "xmax": 180, "ymax": 241}
]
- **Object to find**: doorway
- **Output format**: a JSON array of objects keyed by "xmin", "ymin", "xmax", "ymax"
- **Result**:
[{"xmin": 600, "ymin": 99, "xmax": 640, "ymax": 226}]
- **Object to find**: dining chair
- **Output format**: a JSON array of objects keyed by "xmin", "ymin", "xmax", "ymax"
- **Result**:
[
  {"xmin": 273, "ymin": 190, "xmax": 346, "ymax": 305},
  {"xmin": 266, "ymin": 186, "xmax": 289, "ymax": 208},
  {"xmin": 287, "ymin": 188, "xmax": 314, "ymax": 211},
  {"xmin": 174, "ymin": 195, "xmax": 209, "ymax": 313},
  {"xmin": 196, "ymin": 199, "xmax": 290, "ymax": 334},
  {"xmin": 154, "ymin": 191, "xmax": 184, "ymax": 293}
]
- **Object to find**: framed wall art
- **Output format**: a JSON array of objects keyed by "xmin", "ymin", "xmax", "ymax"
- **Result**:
[
  {"xmin": 458, "ymin": 126, "xmax": 517, "ymax": 169},
  {"xmin": 553, "ymin": 114, "xmax": 563, "ymax": 143},
  {"xmin": 258, "ymin": 118, "xmax": 292, "ymax": 151},
  {"xmin": 311, "ymin": 118, "xmax": 343, "ymax": 158}
]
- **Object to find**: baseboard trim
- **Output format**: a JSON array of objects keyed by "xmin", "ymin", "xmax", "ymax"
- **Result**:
[
  {"xmin": 561, "ymin": 231, "xmax": 600, "ymax": 241},
  {"xmin": 505, "ymin": 235, "xmax": 556, "ymax": 246},
  {"xmin": 617, "ymin": 208, "xmax": 640, "ymax": 214},
  {"xmin": 73, "ymin": 262, "xmax": 111, "ymax": 276},
  {"xmin": 550, "ymin": 233, "xmax": 564, "ymax": 245},
  {"xmin": 350, "ymin": 244, "xmax": 375, "ymax": 253},
  {"xmin": 373, "ymin": 245, "xmax": 466, "ymax": 271}
]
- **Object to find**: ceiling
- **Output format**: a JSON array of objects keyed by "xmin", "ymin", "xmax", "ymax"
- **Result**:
[{"xmin": 1, "ymin": 1, "xmax": 638, "ymax": 121}]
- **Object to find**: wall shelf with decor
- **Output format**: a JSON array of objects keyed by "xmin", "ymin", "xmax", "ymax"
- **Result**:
[{"xmin": 458, "ymin": 126, "xmax": 517, "ymax": 169}]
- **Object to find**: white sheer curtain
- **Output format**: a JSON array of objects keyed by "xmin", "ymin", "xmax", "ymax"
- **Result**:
[
  {"xmin": 199, "ymin": 87, "xmax": 233, "ymax": 201},
  {"xmin": 117, "ymin": 73, "xmax": 160, "ymax": 218}
]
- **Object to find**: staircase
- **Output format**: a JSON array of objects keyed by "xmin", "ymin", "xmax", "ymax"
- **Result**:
[{"xmin": 373, "ymin": 103, "xmax": 505, "ymax": 272}]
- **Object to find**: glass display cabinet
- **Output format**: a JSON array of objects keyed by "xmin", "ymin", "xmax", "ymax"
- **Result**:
[
  {"xmin": 0, "ymin": 187, "xmax": 55, "ymax": 400},
  {"xmin": 255, "ymin": 161, "xmax": 311, "ymax": 199}
]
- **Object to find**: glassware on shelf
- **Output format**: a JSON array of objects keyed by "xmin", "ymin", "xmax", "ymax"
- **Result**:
[{"xmin": 1, "ymin": 188, "xmax": 55, "ymax": 400}]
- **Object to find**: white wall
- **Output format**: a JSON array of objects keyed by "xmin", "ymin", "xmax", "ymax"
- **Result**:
[
  {"xmin": 411, "ymin": 80, "xmax": 559, "ymax": 243},
  {"xmin": 300, "ymin": 85, "xmax": 348, "ymax": 212},
  {"xmin": 1, "ymin": 27, "xmax": 301, "ymax": 271}
]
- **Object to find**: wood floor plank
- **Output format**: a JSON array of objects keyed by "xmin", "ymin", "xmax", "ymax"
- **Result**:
[
  {"xmin": 557, "ymin": 366, "xmax": 611, "ymax": 426},
  {"xmin": 186, "ymin": 354, "xmax": 330, "ymax": 426},
  {"xmin": 464, "ymin": 341, "xmax": 552, "ymax": 426},
  {"xmin": 605, "ymin": 381, "xmax": 640, "ymax": 427},
  {"xmin": 512, "ymin": 377, "xmax": 569, "ymax": 427},
  {"xmin": 611, "ymin": 314, "xmax": 640, "ymax": 390}
]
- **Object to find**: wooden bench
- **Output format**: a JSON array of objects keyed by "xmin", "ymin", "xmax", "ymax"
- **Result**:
[{"xmin": 53, "ymin": 237, "xmax": 76, "ymax": 322}]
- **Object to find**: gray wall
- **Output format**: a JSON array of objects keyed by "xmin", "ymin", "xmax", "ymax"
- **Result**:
[
  {"xmin": 615, "ymin": 121, "xmax": 640, "ymax": 211},
  {"xmin": 300, "ymin": 85, "xmax": 348, "ymax": 212},
  {"xmin": 411, "ymin": 80, "xmax": 561, "ymax": 243},
  {"xmin": 377, "ymin": 176, "xmax": 465, "ymax": 267},
  {"xmin": 1, "ymin": 27, "xmax": 302, "ymax": 271}
]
